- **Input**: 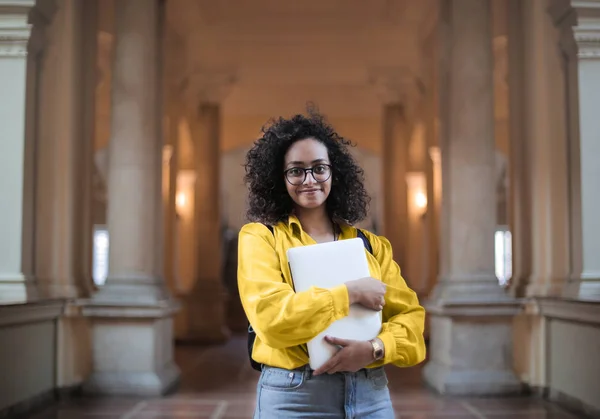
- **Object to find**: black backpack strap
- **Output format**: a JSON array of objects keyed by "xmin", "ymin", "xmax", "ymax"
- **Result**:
[{"xmin": 356, "ymin": 228, "xmax": 373, "ymax": 254}]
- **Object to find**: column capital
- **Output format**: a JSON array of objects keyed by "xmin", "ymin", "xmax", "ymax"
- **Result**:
[
  {"xmin": 26, "ymin": 0, "xmax": 57, "ymax": 55},
  {"xmin": 546, "ymin": 0, "xmax": 579, "ymax": 58},
  {"xmin": 368, "ymin": 67, "xmax": 425, "ymax": 107},
  {"xmin": 179, "ymin": 70, "xmax": 236, "ymax": 107},
  {"xmin": 0, "ymin": 0, "xmax": 35, "ymax": 57},
  {"xmin": 572, "ymin": 0, "xmax": 600, "ymax": 59}
]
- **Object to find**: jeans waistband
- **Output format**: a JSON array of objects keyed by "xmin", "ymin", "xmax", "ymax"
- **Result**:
[{"xmin": 262, "ymin": 364, "xmax": 384, "ymax": 379}]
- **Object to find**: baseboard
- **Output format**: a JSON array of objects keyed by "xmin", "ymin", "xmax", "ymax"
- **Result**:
[
  {"xmin": 521, "ymin": 383, "xmax": 550, "ymax": 399},
  {"xmin": 0, "ymin": 389, "xmax": 55, "ymax": 419},
  {"xmin": 0, "ymin": 384, "xmax": 83, "ymax": 419},
  {"xmin": 521, "ymin": 383, "xmax": 599, "ymax": 418},
  {"xmin": 55, "ymin": 383, "xmax": 84, "ymax": 401},
  {"xmin": 548, "ymin": 388, "xmax": 600, "ymax": 419}
]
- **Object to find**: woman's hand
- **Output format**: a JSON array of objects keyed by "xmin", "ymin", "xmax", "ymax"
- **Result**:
[
  {"xmin": 345, "ymin": 277, "xmax": 386, "ymax": 311},
  {"xmin": 313, "ymin": 336, "xmax": 375, "ymax": 375}
]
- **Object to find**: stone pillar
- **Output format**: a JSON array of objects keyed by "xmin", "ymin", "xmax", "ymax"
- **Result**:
[
  {"xmin": 382, "ymin": 104, "xmax": 410, "ymax": 268},
  {"xmin": 423, "ymin": 0, "xmax": 521, "ymax": 395},
  {"xmin": 162, "ymin": 104, "xmax": 179, "ymax": 293},
  {"xmin": 422, "ymin": 33, "xmax": 440, "ymax": 299},
  {"xmin": 564, "ymin": 1, "xmax": 600, "ymax": 301},
  {"xmin": 519, "ymin": 0, "xmax": 572, "ymax": 298},
  {"xmin": 0, "ymin": 1, "xmax": 37, "ymax": 303},
  {"xmin": 179, "ymin": 102, "xmax": 230, "ymax": 343},
  {"xmin": 83, "ymin": 0, "xmax": 180, "ymax": 396},
  {"xmin": 506, "ymin": 0, "xmax": 531, "ymax": 297},
  {"xmin": 33, "ymin": 0, "xmax": 95, "ymax": 299}
]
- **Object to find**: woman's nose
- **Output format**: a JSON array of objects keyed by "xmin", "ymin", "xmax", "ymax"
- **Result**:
[{"xmin": 303, "ymin": 171, "xmax": 317, "ymax": 185}]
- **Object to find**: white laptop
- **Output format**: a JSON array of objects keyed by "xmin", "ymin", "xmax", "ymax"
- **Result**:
[{"xmin": 287, "ymin": 238, "xmax": 382, "ymax": 370}]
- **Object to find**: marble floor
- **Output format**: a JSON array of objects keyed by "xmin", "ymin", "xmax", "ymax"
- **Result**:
[{"xmin": 28, "ymin": 335, "xmax": 582, "ymax": 419}]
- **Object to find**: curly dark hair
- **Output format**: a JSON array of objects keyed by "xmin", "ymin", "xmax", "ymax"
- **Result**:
[{"xmin": 244, "ymin": 107, "xmax": 370, "ymax": 225}]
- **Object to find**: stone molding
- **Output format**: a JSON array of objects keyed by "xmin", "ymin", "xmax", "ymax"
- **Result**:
[
  {"xmin": 572, "ymin": 0, "xmax": 600, "ymax": 58},
  {"xmin": 536, "ymin": 297, "xmax": 600, "ymax": 325},
  {"xmin": 0, "ymin": 0, "xmax": 35, "ymax": 57},
  {"xmin": 574, "ymin": 31, "xmax": 600, "ymax": 58},
  {"xmin": 425, "ymin": 300, "xmax": 523, "ymax": 318},
  {"xmin": 0, "ymin": 299, "xmax": 64, "ymax": 327},
  {"xmin": 81, "ymin": 298, "xmax": 181, "ymax": 319}
]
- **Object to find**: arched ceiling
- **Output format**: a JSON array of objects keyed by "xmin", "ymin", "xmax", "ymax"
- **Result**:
[{"xmin": 164, "ymin": 0, "xmax": 438, "ymax": 118}]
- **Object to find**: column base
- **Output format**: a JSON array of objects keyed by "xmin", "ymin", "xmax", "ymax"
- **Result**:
[
  {"xmin": 423, "ymin": 361, "xmax": 523, "ymax": 396},
  {"xmin": 175, "ymin": 280, "xmax": 231, "ymax": 344},
  {"xmin": 83, "ymin": 362, "xmax": 180, "ymax": 397},
  {"xmin": 82, "ymin": 299, "xmax": 180, "ymax": 397},
  {"xmin": 91, "ymin": 279, "xmax": 171, "ymax": 305},
  {"xmin": 428, "ymin": 274, "xmax": 515, "ymax": 304},
  {"xmin": 526, "ymin": 276, "xmax": 565, "ymax": 298},
  {"xmin": 37, "ymin": 282, "xmax": 80, "ymax": 300},
  {"xmin": 423, "ymin": 299, "xmax": 523, "ymax": 396}
]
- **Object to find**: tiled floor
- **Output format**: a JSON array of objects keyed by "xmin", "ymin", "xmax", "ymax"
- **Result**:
[{"xmin": 28, "ymin": 336, "xmax": 582, "ymax": 419}]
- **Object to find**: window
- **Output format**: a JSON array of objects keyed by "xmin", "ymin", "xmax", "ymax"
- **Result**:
[
  {"xmin": 495, "ymin": 227, "xmax": 512, "ymax": 286},
  {"xmin": 92, "ymin": 225, "xmax": 109, "ymax": 286}
]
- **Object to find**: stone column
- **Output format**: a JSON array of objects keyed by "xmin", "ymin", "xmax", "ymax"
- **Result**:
[
  {"xmin": 519, "ymin": 0, "xmax": 572, "ymax": 298},
  {"xmin": 179, "ymin": 102, "xmax": 230, "ymax": 342},
  {"xmin": 33, "ymin": 0, "xmax": 95, "ymax": 299},
  {"xmin": 162, "ymin": 104, "xmax": 179, "ymax": 293},
  {"xmin": 382, "ymin": 104, "xmax": 410, "ymax": 268},
  {"xmin": 0, "ymin": 1, "xmax": 37, "ymax": 303},
  {"xmin": 564, "ymin": 1, "xmax": 600, "ymax": 301},
  {"xmin": 423, "ymin": 0, "xmax": 521, "ymax": 395},
  {"xmin": 506, "ymin": 0, "xmax": 531, "ymax": 297},
  {"xmin": 83, "ymin": 0, "xmax": 180, "ymax": 396},
  {"xmin": 175, "ymin": 74, "xmax": 234, "ymax": 343}
]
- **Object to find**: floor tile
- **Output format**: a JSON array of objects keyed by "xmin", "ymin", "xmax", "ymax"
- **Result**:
[{"xmin": 21, "ymin": 335, "xmax": 585, "ymax": 419}]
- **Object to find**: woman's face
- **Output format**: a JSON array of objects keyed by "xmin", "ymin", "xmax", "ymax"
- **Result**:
[{"xmin": 283, "ymin": 138, "xmax": 332, "ymax": 211}]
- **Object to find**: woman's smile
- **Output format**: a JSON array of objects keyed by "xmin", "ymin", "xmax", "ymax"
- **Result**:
[{"xmin": 298, "ymin": 188, "xmax": 321, "ymax": 195}]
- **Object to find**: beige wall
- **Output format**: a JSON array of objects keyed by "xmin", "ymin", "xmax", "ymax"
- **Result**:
[
  {"xmin": 0, "ymin": 321, "xmax": 55, "ymax": 411},
  {"xmin": 513, "ymin": 300, "xmax": 600, "ymax": 415},
  {"xmin": 548, "ymin": 319, "xmax": 600, "ymax": 411}
]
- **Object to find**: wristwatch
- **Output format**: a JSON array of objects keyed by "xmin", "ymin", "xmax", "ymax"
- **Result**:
[{"xmin": 369, "ymin": 338, "xmax": 384, "ymax": 360}]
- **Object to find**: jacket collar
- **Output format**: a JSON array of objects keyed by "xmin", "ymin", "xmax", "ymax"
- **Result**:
[{"xmin": 287, "ymin": 214, "xmax": 350, "ymax": 238}]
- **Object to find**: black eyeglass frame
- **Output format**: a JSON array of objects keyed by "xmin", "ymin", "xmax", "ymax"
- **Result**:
[{"xmin": 283, "ymin": 164, "xmax": 333, "ymax": 186}]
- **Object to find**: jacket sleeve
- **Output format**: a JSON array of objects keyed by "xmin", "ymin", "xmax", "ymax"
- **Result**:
[
  {"xmin": 237, "ymin": 223, "xmax": 350, "ymax": 349},
  {"xmin": 366, "ymin": 232, "xmax": 427, "ymax": 367}
]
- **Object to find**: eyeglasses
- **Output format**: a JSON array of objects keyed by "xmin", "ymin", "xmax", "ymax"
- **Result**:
[{"xmin": 284, "ymin": 164, "xmax": 332, "ymax": 186}]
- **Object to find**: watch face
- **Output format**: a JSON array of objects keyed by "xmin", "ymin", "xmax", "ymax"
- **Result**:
[{"xmin": 371, "ymin": 340, "xmax": 384, "ymax": 359}]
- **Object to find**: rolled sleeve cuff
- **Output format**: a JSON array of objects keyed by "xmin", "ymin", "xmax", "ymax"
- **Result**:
[
  {"xmin": 330, "ymin": 284, "xmax": 350, "ymax": 320},
  {"xmin": 378, "ymin": 330, "xmax": 401, "ymax": 365}
]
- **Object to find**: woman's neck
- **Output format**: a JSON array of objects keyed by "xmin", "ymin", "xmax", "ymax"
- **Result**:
[{"xmin": 294, "ymin": 206, "xmax": 334, "ymax": 237}]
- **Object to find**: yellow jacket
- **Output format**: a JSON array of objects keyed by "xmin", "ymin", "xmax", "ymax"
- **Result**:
[{"xmin": 237, "ymin": 215, "xmax": 426, "ymax": 370}]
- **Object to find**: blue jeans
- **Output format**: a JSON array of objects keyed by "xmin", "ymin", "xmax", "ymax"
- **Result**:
[{"xmin": 254, "ymin": 365, "xmax": 395, "ymax": 418}]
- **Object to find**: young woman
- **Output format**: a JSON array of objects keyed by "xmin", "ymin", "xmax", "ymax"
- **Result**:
[{"xmin": 238, "ymin": 109, "xmax": 426, "ymax": 418}]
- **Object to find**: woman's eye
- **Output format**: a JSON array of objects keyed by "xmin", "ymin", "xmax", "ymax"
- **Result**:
[
  {"xmin": 314, "ymin": 165, "xmax": 326, "ymax": 174},
  {"xmin": 288, "ymin": 168, "xmax": 303, "ymax": 177}
]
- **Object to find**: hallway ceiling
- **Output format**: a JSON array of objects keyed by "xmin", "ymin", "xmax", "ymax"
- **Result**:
[{"xmin": 165, "ymin": 0, "xmax": 437, "ymax": 117}]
